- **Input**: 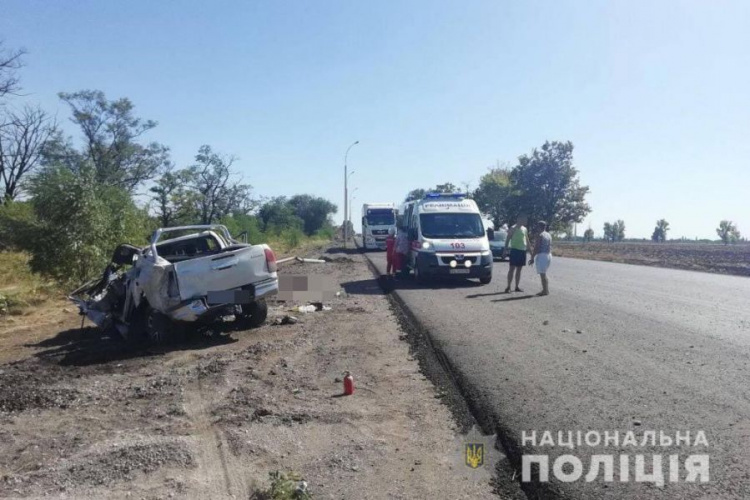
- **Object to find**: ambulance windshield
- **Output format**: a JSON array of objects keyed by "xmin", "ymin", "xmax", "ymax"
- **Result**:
[{"xmin": 419, "ymin": 213, "xmax": 484, "ymax": 239}]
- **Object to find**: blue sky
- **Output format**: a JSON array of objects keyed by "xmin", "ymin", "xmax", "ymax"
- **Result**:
[{"xmin": 2, "ymin": 0, "xmax": 748, "ymax": 239}]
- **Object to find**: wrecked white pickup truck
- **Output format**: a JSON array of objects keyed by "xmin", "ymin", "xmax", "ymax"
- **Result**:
[{"xmin": 70, "ymin": 225, "xmax": 278, "ymax": 343}]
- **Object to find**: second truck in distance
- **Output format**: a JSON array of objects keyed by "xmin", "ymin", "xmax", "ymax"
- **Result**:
[{"xmin": 361, "ymin": 202, "xmax": 397, "ymax": 250}]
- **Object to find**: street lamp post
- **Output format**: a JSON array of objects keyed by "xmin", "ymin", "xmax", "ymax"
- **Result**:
[
  {"xmin": 344, "ymin": 141, "xmax": 359, "ymax": 247},
  {"xmin": 347, "ymin": 174, "xmax": 356, "ymax": 232},
  {"xmin": 349, "ymin": 187, "xmax": 359, "ymax": 235}
]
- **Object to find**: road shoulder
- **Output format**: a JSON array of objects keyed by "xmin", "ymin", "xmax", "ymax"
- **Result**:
[{"xmin": 0, "ymin": 245, "xmax": 499, "ymax": 499}]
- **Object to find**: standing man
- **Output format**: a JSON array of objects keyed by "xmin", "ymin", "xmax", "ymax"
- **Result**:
[
  {"xmin": 504, "ymin": 215, "xmax": 532, "ymax": 293},
  {"xmin": 529, "ymin": 221, "xmax": 552, "ymax": 296}
]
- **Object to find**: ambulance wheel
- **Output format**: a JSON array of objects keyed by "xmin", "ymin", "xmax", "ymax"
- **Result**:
[{"xmin": 414, "ymin": 262, "xmax": 428, "ymax": 284}]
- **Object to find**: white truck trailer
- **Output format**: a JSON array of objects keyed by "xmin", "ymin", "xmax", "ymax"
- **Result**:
[{"xmin": 361, "ymin": 202, "xmax": 397, "ymax": 250}]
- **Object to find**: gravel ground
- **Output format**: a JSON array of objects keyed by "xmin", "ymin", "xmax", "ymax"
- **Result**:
[{"xmin": 0, "ymin": 245, "xmax": 503, "ymax": 499}]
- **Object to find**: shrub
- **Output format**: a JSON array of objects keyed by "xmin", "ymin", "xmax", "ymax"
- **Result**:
[
  {"xmin": 250, "ymin": 470, "xmax": 310, "ymax": 500},
  {"xmin": 0, "ymin": 251, "xmax": 59, "ymax": 316},
  {"xmin": 283, "ymin": 228, "xmax": 303, "ymax": 249},
  {"xmin": 0, "ymin": 200, "xmax": 37, "ymax": 251},
  {"xmin": 26, "ymin": 165, "xmax": 154, "ymax": 284},
  {"xmin": 313, "ymin": 225, "xmax": 335, "ymax": 240},
  {"xmin": 219, "ymin": 213, "xmax": 265, "ymax": 243}
]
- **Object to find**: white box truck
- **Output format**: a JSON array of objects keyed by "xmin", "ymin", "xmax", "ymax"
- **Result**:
[{"xmin": 361, "ymin": 202, "xmax": 397, "ymax": 250}]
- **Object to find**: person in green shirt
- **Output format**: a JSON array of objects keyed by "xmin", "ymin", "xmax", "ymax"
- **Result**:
[{"xmin": 504, "ymin": 215, "xmax": 531, "ymax": 293}]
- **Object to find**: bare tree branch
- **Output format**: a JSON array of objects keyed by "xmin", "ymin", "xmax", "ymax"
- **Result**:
[
  {"xmin": 0, "ymin": 105, "xmax": 56, "ymax": 202},
  {"xmin": 0, "ymin": 41, "xmax": 26, "ymax": 98}
]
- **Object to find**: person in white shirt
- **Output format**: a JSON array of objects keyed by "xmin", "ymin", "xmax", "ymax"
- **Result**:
[{"xmin": 529, "ymin": 220, "xmax": 552, "ymax": 296}]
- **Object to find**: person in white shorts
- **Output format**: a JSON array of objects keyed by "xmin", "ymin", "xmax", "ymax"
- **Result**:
[{"xmin": 529, "ymin": 221, "xmax": 552, "ymax": 296}]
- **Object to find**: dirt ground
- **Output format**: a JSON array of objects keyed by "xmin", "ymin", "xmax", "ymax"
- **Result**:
[
  {"xmin": 554, "ymin": 241, "xmax": 750, "ymax": 277},
  {"xmin": 0, "ymin": 246, "xmax": 503, "ymax": 499}
]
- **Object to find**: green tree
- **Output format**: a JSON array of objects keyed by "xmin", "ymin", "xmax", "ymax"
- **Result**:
[
  {"xmin": 189, "ymin": 145, "xmax": 253, "ymax": 224},
  {"xmin": 405, "ymin": 183, "xmax": 459, "ymax": 201},
  {"xmin": 219, "ymin": 213, "xmax": 264, "ymax": 243},
  {"xmin": 651, "ymin": 219, "xmax": 670, "ymax": 242},
  {"xmin": 257, "ymin": 197, "xmax": 302, "ymax": 233},
  {"xmin": 55, "ymin": 90, "xmax": 170, "ymax": 191},
  {"xmin": 434, "ymin": 182, "xmax": 458, "ymax": 193},
  {"xmin": 287, "ymin": 194, "xmax": 337, "ymax": 235},
  {"xmin": 25, "ymin": 164, "xmax": 153, "ymax": 283},
  {"xmin": 504, "ymin": 141, "xmax": 591, "ymax": 231},
  {"xmin": 603, "ymin": 221, "xmax": 625, "ymax": 242},
  {"xmin": 473, "ymin": 167, "xmax": 511, "ymax": 229},
  {"xmin": 583, "ymin": 228, "xmax": 594, "ymax": 242},
  {"xmin": 149, "ymin": 167, "xmax": 198, "ymax": 226},
  {"xmin": 405, "ymin": 188, "xmax": 426, "ymax": 202},
  {"xmin": 716, "ymin": 220, "xmax": 741, "ymax": 244}
]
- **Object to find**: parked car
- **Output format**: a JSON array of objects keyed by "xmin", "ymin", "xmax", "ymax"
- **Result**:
[
  {"xmin": 70, "ymin": 225, "xmax": 278, "ymax": 344},
  {"xmin": 489, "ymin": 226, "xmax": 508, "ymax": 261}
]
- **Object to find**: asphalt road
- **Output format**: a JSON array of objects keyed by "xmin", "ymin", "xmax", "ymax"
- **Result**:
[{"xmin": 363, "ymin": 250, "xmax": 750, "ymax": 499}]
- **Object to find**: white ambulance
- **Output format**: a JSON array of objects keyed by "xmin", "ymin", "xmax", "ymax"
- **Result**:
[{"xmin": 402, "ymin": 193, "xmax": 493, "ymax": 284}]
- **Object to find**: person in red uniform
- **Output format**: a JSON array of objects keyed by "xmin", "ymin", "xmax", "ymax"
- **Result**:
[{"xmin": 385, "ymin": 227, "xmax": 397, "ymax": 277}]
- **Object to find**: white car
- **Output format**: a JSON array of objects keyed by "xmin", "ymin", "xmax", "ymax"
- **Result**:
[{"xmin": 71, "ymin": 225, "xmax": 278, "ymax": 344}]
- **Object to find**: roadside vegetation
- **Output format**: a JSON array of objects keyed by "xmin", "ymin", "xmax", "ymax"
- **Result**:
[
  {"xmin": 0, "ymin": 252, "xmax": 59, "ymax": 317},
  {"xmin": 0, "ymin": 44, "xmax": 336, "ymax": 318}
]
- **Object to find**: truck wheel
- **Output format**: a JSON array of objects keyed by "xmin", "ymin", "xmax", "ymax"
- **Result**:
[
  {"xmin": 480, "ymin": 275, "xmax": 493, "ymax": 285},
  {"xmin": 145, "ymin": 308, "xmax": 173, "ymax": 345},
  {"xmin": 239, "ymin": 299, "xmax": 268, "ymax": 328}
]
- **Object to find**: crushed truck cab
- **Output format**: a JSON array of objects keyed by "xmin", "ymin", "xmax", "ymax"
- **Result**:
[{"xmin": 70, "ymin": 225, "xmax": 278, "ymax": 343}]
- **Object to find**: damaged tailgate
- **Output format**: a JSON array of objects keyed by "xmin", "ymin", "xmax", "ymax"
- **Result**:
[{"xmin": 173, "ymin": 245, "xmax": 270, "ymax": 302}]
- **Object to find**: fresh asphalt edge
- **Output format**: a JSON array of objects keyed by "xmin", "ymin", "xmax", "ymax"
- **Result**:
[{"xmin": 356, "ymin": 246, "xmax": 562, "ymax": 500}]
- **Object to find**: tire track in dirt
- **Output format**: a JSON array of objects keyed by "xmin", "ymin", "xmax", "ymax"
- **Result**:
[{"xmin": 184, "ymin": 376, "xmax": 248, "ymax": 499}]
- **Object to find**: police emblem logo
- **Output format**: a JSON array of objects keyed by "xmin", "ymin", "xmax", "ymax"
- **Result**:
[{"xmin": 465, "ymin": 443, "xmax": 484, "ymax": 468}]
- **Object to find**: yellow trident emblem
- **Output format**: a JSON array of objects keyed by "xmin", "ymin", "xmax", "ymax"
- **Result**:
[{"xmin": 465, "ymin": 443, "xmax": 484, "ymax": 468}]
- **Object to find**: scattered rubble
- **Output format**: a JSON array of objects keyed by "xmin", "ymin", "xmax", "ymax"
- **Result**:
[
  {"xmin": 319, "ymin": 255, "xmax": 354, "ymax": 263},
  {"xmin": 293, "ymin": 302, "xmax": 332, "ymax": 314},
  {"xmin": 273, "ymin": 315, "xmax": 299, "ymax": 326}
]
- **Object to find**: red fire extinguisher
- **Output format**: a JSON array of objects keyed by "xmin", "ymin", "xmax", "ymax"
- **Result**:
[{"xmin": 343, "ymin": 371, "xmax": 354, "ymax": 395}]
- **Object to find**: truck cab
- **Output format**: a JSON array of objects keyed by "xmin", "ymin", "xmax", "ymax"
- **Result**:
[
  {"xmin": 402, "ymin": 193, "xmax": 493, "ymax": 284},
  {"xmin": 361, "ymin": 203, "xmax": 397, "ymax": 250}
]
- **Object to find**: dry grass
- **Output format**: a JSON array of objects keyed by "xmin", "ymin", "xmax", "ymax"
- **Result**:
[
  {"xmin": 0, "ymin": 235, "xmax": 329, "ymax": 317},
  {"xmin": 0, "ymin": 252, "xmax": 61, "ymax": 317},
  {"xmin": 266, "ymin": 235, "xmax": 330, "ymax": 258},
  {"xmin": 554, "ymin": 241, "xmax": 750, "ymax": 276}
]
